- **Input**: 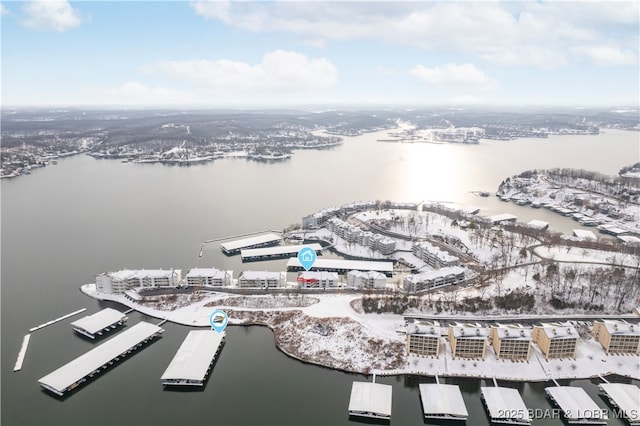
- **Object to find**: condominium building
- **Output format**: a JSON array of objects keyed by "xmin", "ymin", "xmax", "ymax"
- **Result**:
[
  {"xmin": 95, "ymin": 269, "xmax": 182, "ymax": 294},
  {"xmin": 490, "ymin": 324, "xmax": 532, "ymax": 361},
  {"xmin": 593, "ymin": 320, "xmax": 640, "ymax": 355},
  {"xmin": 532, "ymin": 322, "xmax": 578, "ymax": 360},
  {"xmin": 407, "ymin": 322, "xmax": 441, "ymax": 357},
  {"xmin": 296, "ymin": 271, "xmax": 339, "ymax": 289},
  {"xmin": 403, "ymin": 267, "xmax": 465, "ymax": 293},
  {"xmin": 185, "ymin": 268, "xmax": 232, "ymax": 288},
  {"xmin": 347, "ymin": 270, "xmax": 387, "ymax": 289},
  {"xmin": 412, "ymin": 242, "xmax": 460, "ymax": 268},
  {"xmin": 448, "ymin": 323, "xmax": 487, "ymax": 360},
  {"xmin": 237, "ymin": 271, "xmax": 286, "ymax": 289},
  {"xmin": 378, "ymin": 238, "xmax": 396, "ymax": 255}
]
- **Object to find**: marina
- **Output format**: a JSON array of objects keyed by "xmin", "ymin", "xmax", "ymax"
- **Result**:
[
  {"xmin": 70, "ymin": 308, "xmax": 128, "ymax": 339},
  {"xmin": 220, "ymin": 232, "xmax": 283, "ymax": 255},
  {"xmin": 286, "ymin": 258, "xmax": 394, "ymax": 276},
  {"xmin": 240, "ymin": 243, "xmax": 322, "ymax": 262},
  {"xmin": 28, "ymin": 308, "xmax": 87, "ymax": 332},
  {"xmin": 38, "ymin": 322, "xmax": 164, "ymax": 396},
  {"xmin": 545, "ymin": 386, "xmax": 608, "ymax": 424},
  {"xmin": 598, "ymin": 383, "xmax": 640, "ymax": 425},
  {"xmin": 418, "ymin": 382, "xmax": 468, "ymax": 421},
  {"xmin": 13, "ymin": 334, "xmax": 31, "ymax": 372},
  {"xmin": 160, "ymin": 330, "xmax": 225, "ymax": 387},
  {"xmin": 481, "ymin": 386, "xmax": 532, "ymax": 425},
  {"xmin": 348, "ymin": 380, "xmax": 393, "ymax": 421}
]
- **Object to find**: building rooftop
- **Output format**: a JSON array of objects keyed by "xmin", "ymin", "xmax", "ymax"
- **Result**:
[
  {"xmin": 220, "ymin": 233, "xmax": 283, "ymax": 252},
  {"xmin": 161, "ymin": 330, "xmax": 225, "ymax": 385},
  {"xmin": 408, "ymin": 322, "xmax": 441, "ymax": 336},
  {"xmin": 489, "ymin": 213, "xmax": 518, "ymax": 224},
  {"xmin": 109, "ymin": 269, "xmax": 180, "ymax": 281},
  {"xmin": 240, "ymin": 243, "xmax": 322, "ymax": 259},
  {"xmin": 493, "ymin": 324, "xmax": 532, "ymax": 340},
  {"xmin": 348, "ymin": 381, "xmax": 392, "ymax": 419},
  {"xmin": 545, "ymin": 386, "xmax": 608, "ymax": 422},
  {"xmin": 598, "ymin": 383, "xmax": 640, "ymax": 423},
  {"xmin": 419, "ymin": 383, "xmax": 468, "ymax": 419},
  {"xmin": 185, "ymin": 268, "xmax": 229, "ymax": 279},
  {"xmin": 527, "ymin": 220, "xmax": 549, "ymax": 229},
  {"xmin": 70, "ymin": 308, "xmax": 127, "ymax": 335},
  {"xmin": 297, "ymin": 271, "xmax": 338, "ymax": 281},
  {"xmin": 347, "ymin": 270, "xmax": 386, "ymax": 279},
  {"xmin": 405, "ymin": 266, "xmax": 465, "ymax": 283},
  {"xmin": 286, "ymin": 258, "xmax": 394, "ymax": 273},
  {"xmin": 597, "ymin": 319, "xmax": 640, "ymax": 336},
  {"xmin": 450, "ymin": 323, "xmax": 487, "ymax": 339},
  {"xmin": 572, "ymin": 229, "xmax": 597, "ymax": 240},
  {"xmin": 481, "ymin": 387, "xmax": 531, "ymax": 423},
  {"xmin": 536, "ymin": 322, "xmax": 578, "ymax": 339},
  {"xmin": 239, "ymin": 271, "xmax": 285, "ymax": 280}
]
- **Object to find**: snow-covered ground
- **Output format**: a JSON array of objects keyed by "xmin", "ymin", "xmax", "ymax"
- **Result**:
[
  {"xmin": 534, "ymin": 246, "xmax": 640, "ymax": 267},
  {"xmin": 81, "ymin": 284, "xmax": 640, "ymax": 381}
]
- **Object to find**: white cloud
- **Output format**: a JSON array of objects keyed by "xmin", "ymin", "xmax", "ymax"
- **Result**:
[
  {"xmin": 449, "ymin": 95, "xmax": 485, "ymax": 105},
  {"xmin": 22, "ymin": 0, "xmax": 85, "ymax": 32},
  {"xmin": 89, "ymin": 82, "xmax": 195, "ymax": 105},
  {"xmin": 1, "ymin": 3, "xmax": 9, "ymax": 16},
  {"xmin": 145, "ymin": 50, "xmax": 337, "ymax": 93},
  {"xmin": 409, "ymin": 63, "xmax": 499, "ymax": 91},
  {"xmin": 189, "ymin": 1, "xmax": 639, "ymax": 69},
  {"xmin": 571, "ymin": 45, "xmax": 638, "ymax": 66}
]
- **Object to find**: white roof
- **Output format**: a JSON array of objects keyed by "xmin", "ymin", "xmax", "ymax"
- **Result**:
[
  {"xmin": 572, "ymin": 229, "xmax": 597, "ymax": 240},
  {"xmin": 537, "ymin": 322, "xmax": 578, "ymax": 339},
  {"xmin": 239, "ymin": 271, "xmax": 284, "ymax": 280},
  {"xmin": 598, "ymin": 319, "xmax": 640, "ymax": 336},
  {"xmin": 527, "ymin": 220, "xmax": 549, "ymax": 229},
  {"xmin": 241, "ymin": 243, "xmax": 322, "ymax": 259},
  {"xmin": 70, "ymin": 308, "xmax": 127, "ymax": 335},
  {"xmin": 110, "ymin": 269, "xmax": 179, "ymax": 280},
  {"xmin": 419, "ymin": 384, "xmax": 468, "ymax": 418},
  {"xmin": 450, "ymin": 324, "xmax": 487, "ymax": 339},
  {"xmin": 406, "ymin": 266, "xmax": 465, "ymax": 283},
  {"xmin": 489, "ymin": 213, "xmax": 518, "ymax": 223},
  {"xmin": 619, "ymin": 235, "xmax": 640, "ymax": 244},
  {"xmin": 185, "ymin": 268, "xmax": 229, "ymax": 279},
  {"xmin": 287, "ymin": 258, "xmax": 393, "ymax": 273},
  {"xmin": 297, "ymin": 271, "xmax": 338, "ymax": 280},
  {"xmin": 545, "ymin": 387, "xmax": 607, "ymax": 421},
  {"xmin": 220, "ymin": 233, "xmax": 282, "ymax": 252},
  {"xmin": 599, "ymin": 383, "xmax": 640, "ymax": 422},
  {"xmin": 348, "ymin": 382, "xmax": 392, "ymax": 418},
  {"xmin": 161, "ymin": 330, "xmax": 225, "ymax": 382},
  {"xmin": 347, "ymin": 270, "xmax": 386, "ymax": 279},
  {"xmin": 481, "ymin": 387, "xmax": 531, "ymax": 422},
  {"xmin": 493, "ymin": 325, "xmax": 532, "ymax": 340},
  {"xmin": 39, "ymin": 322, "xmax": 163, "ymax": 393}
]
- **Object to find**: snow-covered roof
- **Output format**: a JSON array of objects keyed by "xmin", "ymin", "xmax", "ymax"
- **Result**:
[
  {"xmin": 286, "ymin": 258, "xmax": 394, "ymax": 273},
  {"xmin": 572, "ymin": 229, "xmax": 597, "ymax": 240},
  {"xmin": 493, "ymin": 324, "xmax": 532, "ymax": 340},
  {"xmin": 405, "ymin": 267, "xmax": 465, "ymax": 283},
  {"xmin": 220, "ymin": 233, "xmax": 282, "ymax": 252},
  {"xmin": 185, "ymin": 268, "xmax": 229, "ymax": 279},
  {"xmin": 347, "ymin": 270, "xmax": 386, "ymax": 279},
  {"xmin": 597, "ymin": 319, "xmax": 640, "ymax": 336},
  {"xmin": 450, "ymin": 323, "xmax": 487, "ymax": 339},
  {"xmin": 489, "ymin": 213, "xmax": 518, "ymax": 224},
  {"xmin": 419, "ymin": 384, "xmax": 468, "ymax": 419},
  {"xmin": 161, "ymin": 330, "xmax": 225, "ymax": 384},
  {"xmin": 408, "ymin": 323, "xmax": 441, "ymax": 336},
  {"xmin": 545, "ymin": 386, "xmax": 608, "ymax": 422},
  {"xmin": 618, "ymin": 235, "xmax": 640, "ymax": 244},
  {"xmin": 39, "ymin": 322, "xmax": 164, "ymax": 394},
  {"xmin": 598, "ymin": 383, "xmax": 640, "ymax": 422},
  {"xmin": 109, "ymin": 269, "xmax": 180, "ymax": 281},
  {"xmin": 348, "ymin": 382, "xmax": 392, "ymax": 418},
  {"xmin": 239, "ymin": 271, "xmax": 284, "ymax": 280},
  {"xmin": 481, "ymin": 387, "xmax": 531, "ymax": 422},
  {"xmin": 70, "ymin": 308, "xmax": 127, "ymax": 335},
  {"xmin": 527, "ymin": 220, "xmax": 549, "ymax": 229},
  {"xmin": 240, "ymin": 243, "xmax": 322, "ymax": 259},
  {"xmin": 297, "ymin": 271, "xmax": 338, "ymax": 280},
  {"xmin": 536, "ymin": 323, "xmax": 578, "ymax": 339}
]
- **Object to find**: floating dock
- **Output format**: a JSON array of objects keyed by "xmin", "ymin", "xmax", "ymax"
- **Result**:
[
  {"xmin": 240, "ymin": 243, "xmax": 322, "ymax": 262},
  {"xmin": 70, "ymin": 308, "xmax": 128, "ymax": 339},
  {"xmin": 287, "ymin": 258, "xmax": 394, "ymax": 276},
  {"xmin": 29, "ymin": 308, "xmax": 87, "ymax": 332},
  {"xmin": 13, "ymin": 334, "xmax": 31, "ymax": 372},
  {"xmin": 38, "ymin": 322, "xmax": 164, "ymax": 396},
  {"xmin": 545, "ymin": 386, "xmax": 608, "ymax": 424},
  {"xmin": 348, "ymin": 381, "xmax": 392, "ymax": 421},
  {"xmin": 419, "ymin": 383, "xmax": 468, "ymax": 421},
  {"xmin": 481, "ymin": 386, "xmax": 532, "ymax": 425},
  {"xmin": 161, "ymin": 330, "xmax": 225, "ymax": 386},
  {"xmin": 598, "ymin": 383, "xmax": 640, "ymax": 425},
  {"xmin": 220, "ymin": 232, "xmax": 283, "ymax": 255}
]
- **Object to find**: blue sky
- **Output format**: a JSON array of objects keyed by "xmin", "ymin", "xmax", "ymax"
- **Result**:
[{"xmin": 1, "ymin": 1, "xmax": 638, "ymax": 107}]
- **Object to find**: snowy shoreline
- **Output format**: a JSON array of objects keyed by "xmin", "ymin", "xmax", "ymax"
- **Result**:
[{"xmin": 80, "ymin": 284, "xmax": 639, "ymax": 382}]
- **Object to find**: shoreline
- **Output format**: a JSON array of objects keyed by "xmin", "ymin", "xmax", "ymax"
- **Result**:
[{"xmin": 80, "ymin": 284, "xmax": 640, "ymax": 383}]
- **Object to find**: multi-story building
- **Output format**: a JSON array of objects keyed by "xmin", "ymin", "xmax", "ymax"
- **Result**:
[
  {"xmin": 448, "ymin": 323, "xmax": 487, "ymax": 360},
  {"xmin": 185, "ymin": 268, "xmax": 232, "ymax": 287},
  {"xmin": 296, "ymin": 271, "xmax": 339, "ymax": 289},
  {"xmin": 407, "ymin": 321, "xmax": 441, "ymax": 357},
  {"xmin": 346, "ymin": 270, "xmax": 387, "ymax": 289},
  {"xmin": 378, "ymin": 238, "xmax": 396, "ymax": 255},
  {"xmin": 490, "ymin": 324, "xmax": 532, "ymax": 360},
  {"xmin": 532, "ymin": 322, "xmax": 578, "ymax": 360},
  {"xmin": 403, "ymin": 267, "xmax": 465, "ymax": 293},
  {"xmin": 412, "ymin": 242, "xmax": 460, "ymax": 268},
  {"xmin": 237, "ymin": 271, "xmax": 286, "ymax": 289},
  {"xmin": 95, "ymin": 269, "xmax": 182, "ymax": 294},
  {"xmin": 593, "ymin": 320, "xmax": 640, "ymax": 355}
]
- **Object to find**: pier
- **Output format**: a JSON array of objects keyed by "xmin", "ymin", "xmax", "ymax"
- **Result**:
[
  {"xmin": 38, "ymin": 322, "xmax": 164, "ymax": 396},
  {"xmin": 419, "ymin": 383, "xmax": 468, "ymax": 421},
  {"xmin": 70, "ymin": 308, "xmax": 128, "ymax": 339},
  {"xmin": 545, "ymin": 386, "xmax": 608, "ymax": 424},
  {"xmin": 348, "ymin": 381, "xmax": 393, "ymax": 421},
  {"xmin": 598, "ymin": 383, "xmax": 640, "ymax": 425},
  {"xmin": 220, "ymin": 232, "xmax": 283, "ymax": 255},
  {"xmin": 240, "ymin": 243, "xmax": 322, "ymax": 262},
  {"xmin": 161, "ymin": 330, "xmax": 225, "ymax": 387},
  {"xmin": 29, "ymin": 308, "xmax": 87, "ymax": 332},
  {"xmin": 481, "ymin": 386, "xmax": 532, "ymax": 425},
  {"xmin": 13, "ymin": 334, "xmax": 31, "ymax": 372}
]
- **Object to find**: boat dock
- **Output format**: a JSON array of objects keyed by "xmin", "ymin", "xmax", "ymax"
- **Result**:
[
  {"xmin": 419, "ymin": 383, "xmax": 468, "ymax": 421},
  {"xmin": 220, "ymin": 232, "xmax": 283, "ymax": 255},
  {"xmin": 348, "ymin": 381, "xmax": 393, "ymax": 421},
  {"xmin": 287, "ymin": 258, "xmax": 394, "ymax": 276},
  {"xmin": 13, "ymin": 334, "xmax": 31, "ymax": 372},
  {"xmin": 160, "ymin": 330, "xmax": 225, "ymax": 387},
  {"xmin": 545, "ymin": 386, "xmax": 608, "ymax": 424},
  {"xmin": 481, "ymin": 386, "xmax": 532, "ymax": 425},
  {"xmin": 29, "ymin": 308, "xmax": 87, "ymax": 332},
  {"xmin": 38, "ymin": 322, "xmax": 164, "ymax": 396},
  {"xmin": 70, "ymin": 308, "xmax": 128, "ymax": 339},
  {"xmin": 598, "ymin": 383, "xmax": 640, "ymax": 425},
  {"xmin": 240, "ymin": 243, "xmax": 322, "ymax": 262}
]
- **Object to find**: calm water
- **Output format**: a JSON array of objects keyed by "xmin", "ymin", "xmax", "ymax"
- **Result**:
[{"xmin": 2, "ymin": 129, "xmax": 639, "ymax": 425}]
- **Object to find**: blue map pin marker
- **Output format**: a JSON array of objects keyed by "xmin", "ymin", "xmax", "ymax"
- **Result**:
[
  {"xmin": 209, "ymin": 310, "xmax": 229, "ymax": 333},
  {"xmin": 297, "ymin": 246, "xmax": 317, "ymax": 271}
]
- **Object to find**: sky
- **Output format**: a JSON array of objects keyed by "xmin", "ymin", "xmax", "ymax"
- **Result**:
[{"xmin": 1, "ymin": 0, "xmax": 639, "ymax": 107}]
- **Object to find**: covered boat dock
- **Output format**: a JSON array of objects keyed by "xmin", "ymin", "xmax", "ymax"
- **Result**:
[
  {"xmin": 70, "ymin": 308, "xmax": 128, "ymax": 339},
  {"xmin": 287, "ymin": 258, "xmax": 394, "ymax": 276},
  {"xmin": 481, "ymin": 386, "xmax": 532, "ymax": 425},
  {"xmin": 161, "ymin": 330, "xmax": 225, "ymax": 387},
  {"xmin": 598, "ymin": 383, "xmax": 640, "ymax": 425},
  {"xmin": 241, "ymin": 243, "xmax": 322, "ymax": 262},
  {"xmin": 38, "ymin": 322, "xmax": 164, "ymax": 396},
  {"xmin": 220, "ymin": 233, "xmax": 283, "ymax": 255},
  {"xmin": 545, "ymin": 386, "xmax": 608, "ymax": 424},
  {"xmin": 348, "ymin": 381, "xmax": 392, "ymax": 421},
  {"xmin": 419, "ymin": 383, "xmax": 468, "ymax": 421}
]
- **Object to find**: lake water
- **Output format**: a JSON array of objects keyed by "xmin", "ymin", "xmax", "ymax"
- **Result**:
[{"xmin": 2, "ymin": 128, "xmax": 639, "ymax": 425}]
